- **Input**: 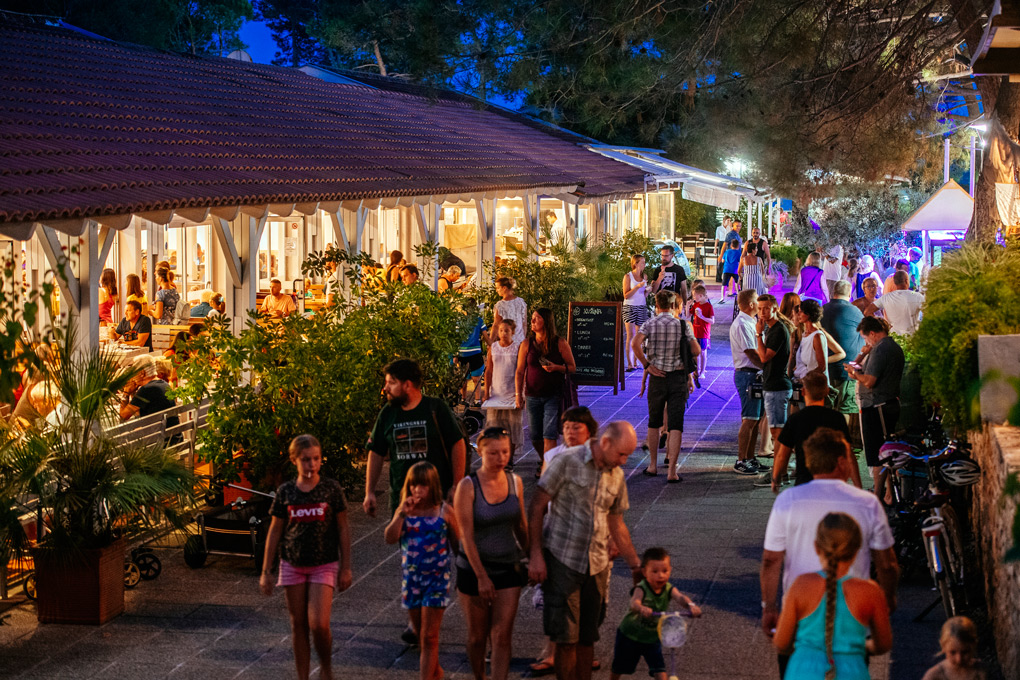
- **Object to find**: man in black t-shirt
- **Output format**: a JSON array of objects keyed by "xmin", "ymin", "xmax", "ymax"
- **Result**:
[
  {"xmin": 756, "ymin": 372, "xmax": 860, "ymax": 491},
  {"xmin": 363, "ymin": 358, "xmax": 466, "ymax": 517},
  {"xmin": 754, "ymin": 294, "xmax": 792, "ymax": 457},
  {"xmin": 650, "ymin": 244, "xmax": 689, "ymax": 306},
  {"xmin": 110, "ymin": 300, "xmax": 153, "ymax": 350},
  {"xmin": 363, "ymin": 358, "xmax": 466, "ymax": 646}
]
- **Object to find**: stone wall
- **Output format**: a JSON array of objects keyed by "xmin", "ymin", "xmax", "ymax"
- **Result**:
[{"xmin": 970, "ymin": 424, "xmax": 1020, "ymax": 676}]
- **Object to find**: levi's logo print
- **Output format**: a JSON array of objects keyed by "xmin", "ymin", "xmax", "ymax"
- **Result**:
[
  {"xmin": 394, "ymin": 419, "xmax": 429, "ymax": 461},
  {"xmin": 288, "ymin": 502, "xmax": 328, "ymax": 522}
]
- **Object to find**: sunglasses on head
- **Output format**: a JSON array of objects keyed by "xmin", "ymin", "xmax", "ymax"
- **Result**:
[{"xmin": 479, "ymin": 427, "xmax": 510, "ymax": 440}]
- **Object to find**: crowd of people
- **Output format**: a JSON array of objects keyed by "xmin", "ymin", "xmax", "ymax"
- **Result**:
[
  {"xmin": 11, "ymin": 227, "xmax": 974, "ymax": 680},
  {"xmin": 246, "ymin": 225, "xmax": 984, "ymax": 680}
]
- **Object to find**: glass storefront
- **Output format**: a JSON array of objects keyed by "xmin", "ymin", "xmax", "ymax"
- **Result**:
[{"xmin": 258, "ymin": 219, "xmax": 303, "ymax": 290}]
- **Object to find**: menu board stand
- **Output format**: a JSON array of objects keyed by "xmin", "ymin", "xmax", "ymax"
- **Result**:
[{"xmin": 567, "ymin": 301, "xmax": 624, "ymax": 394}]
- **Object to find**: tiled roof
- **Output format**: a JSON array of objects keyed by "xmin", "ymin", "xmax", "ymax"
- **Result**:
[{"xmin": 0, "ymin": 18, "xmax": 647, "ymax": 225}]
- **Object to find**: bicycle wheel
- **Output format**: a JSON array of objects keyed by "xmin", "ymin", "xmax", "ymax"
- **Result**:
[
  {"xmin": 939, "ymin": 506, "xmax": 969, "ymax": 613},
  {"xmin": 24, "ymin": 575, "xmax": 37, "ymax": 600},
  {"xmin": 924, "ymin": 530, "xmax": 958, "ymax": 618}
]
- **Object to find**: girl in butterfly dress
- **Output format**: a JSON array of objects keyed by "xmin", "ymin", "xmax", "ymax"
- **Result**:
[{"xmin": 385, "ymin": 462, "xmax": 460, "ymax": 680}]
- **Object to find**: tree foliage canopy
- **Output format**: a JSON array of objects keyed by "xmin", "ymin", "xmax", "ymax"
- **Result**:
[{"xmin": 0, "ymin": 0, "xmax": 253, "ymax": 55}]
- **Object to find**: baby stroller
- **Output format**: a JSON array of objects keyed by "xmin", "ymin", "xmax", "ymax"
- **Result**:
[{"xmin": 451, "ymin": 356, "xmax": 485, "ymax": 436}]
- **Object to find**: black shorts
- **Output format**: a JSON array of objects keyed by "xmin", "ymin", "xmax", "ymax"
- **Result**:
[
  {"xmin": 611, "ymin": 629, "xmax": 666, "ymax": 676},
  {"xmin": 646, "ymin": 370, "xmax": 689, "ymax": 431},
  {"xmin": 861, "ymin": 400, "xmax": 900, "ymax": 467},
  {"xmin": 455, "ymin": 560, "xmax": 526, "ymax": 596},
  {"xmin": 722, "ymin": 272, "xmax": 739, "ymax": 287}
]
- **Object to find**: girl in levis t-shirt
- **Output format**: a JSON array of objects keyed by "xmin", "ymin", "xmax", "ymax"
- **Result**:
[{"xmin": 261, "ymin": 435, "xmax": 352, "ymax": 680}]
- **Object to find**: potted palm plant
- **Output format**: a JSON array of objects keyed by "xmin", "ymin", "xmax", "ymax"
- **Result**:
[{"xmin": 0, "ymin": 322, "xmax": 195, "ymax": 624}]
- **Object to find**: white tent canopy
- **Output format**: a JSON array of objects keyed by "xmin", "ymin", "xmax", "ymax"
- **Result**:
[{"xmin": 901, "ymin": 179, "xmax": 973, "ymax": 240}]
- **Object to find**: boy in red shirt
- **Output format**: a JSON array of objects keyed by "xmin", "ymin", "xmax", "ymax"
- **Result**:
[{"xmin": 690, "ymin": 285, "xmax": 714, "ymax": 379}]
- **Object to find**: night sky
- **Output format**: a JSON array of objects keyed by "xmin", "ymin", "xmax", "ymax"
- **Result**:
[{"xmin": 238, "ymin": 20, "xmax": 275, "ymax": 63}]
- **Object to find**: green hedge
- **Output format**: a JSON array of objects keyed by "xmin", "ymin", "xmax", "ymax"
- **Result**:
[{"xmin": 911, "ymin": 241, "xmax": 1020, "ymax": 430}]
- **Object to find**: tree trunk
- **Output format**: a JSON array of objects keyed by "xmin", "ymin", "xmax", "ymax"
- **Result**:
[
  {"xmin": 971, "ymin": 81, "xmax": 1020, "ymax": 242},
  {"xmin": 373, "ymin": 40, "xmax": 387, "ymax": 76}
]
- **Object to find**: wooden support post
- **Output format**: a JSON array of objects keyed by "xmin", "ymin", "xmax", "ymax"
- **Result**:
[{"xmin": 212, "ymin": 217, "xmax": 243, "ymax": 288}]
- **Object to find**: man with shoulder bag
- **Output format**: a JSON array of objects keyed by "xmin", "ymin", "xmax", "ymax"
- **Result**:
[{"xmin": 632, "ymin": 290, "xmax": 701, "ymax": 483}]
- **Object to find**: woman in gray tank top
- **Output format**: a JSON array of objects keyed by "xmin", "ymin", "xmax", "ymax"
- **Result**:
[{"xmin": 454, "ymin": 427, "xmax": 527, "ymax": 680}]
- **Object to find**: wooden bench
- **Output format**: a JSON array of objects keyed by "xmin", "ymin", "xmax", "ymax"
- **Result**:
[
  {"xmin": 151, "ymin": 324, "xmax": 196, "ymax": 353},
  {"xmin": 104, "ymin": 398, "xmax": 210, "ymax": 470}
]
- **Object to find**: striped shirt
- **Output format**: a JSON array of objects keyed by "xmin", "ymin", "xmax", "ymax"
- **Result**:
[
  {"xmin": 539, "ymin": 443, "xmax": 629, "ymax": 574},
  {"xmin": 638, "ymin": 313, "xmax": 694, "ymax": 373}
]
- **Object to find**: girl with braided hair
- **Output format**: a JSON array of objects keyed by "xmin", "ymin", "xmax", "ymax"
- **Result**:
[{"xmin": 774, "ymin": 513, "xmax": 892, "ymax": 679}]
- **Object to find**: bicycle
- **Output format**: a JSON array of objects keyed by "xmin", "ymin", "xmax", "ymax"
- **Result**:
[{"xmin": 878, "ymin": 438, "xmax": 979, "ymax": 619}]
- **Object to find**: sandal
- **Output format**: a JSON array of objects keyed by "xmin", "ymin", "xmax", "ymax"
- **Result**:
[{"xmin": 529, "ymin": 660, "xmax": 555, "ymax": 676}]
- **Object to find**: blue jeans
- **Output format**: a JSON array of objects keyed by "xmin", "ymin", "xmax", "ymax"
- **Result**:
[
  {"xmin": 764, "ymin": 389, "xmax": 793, "ymax": 427},
  {"xmin": 526, "ymin": 395, "xmax": 561, "ymax": 443}
]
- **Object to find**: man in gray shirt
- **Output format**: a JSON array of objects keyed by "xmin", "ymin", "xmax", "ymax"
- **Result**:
[{"xmin": 846, "ymin": 316, "xmax": 904, "ymax": 503}]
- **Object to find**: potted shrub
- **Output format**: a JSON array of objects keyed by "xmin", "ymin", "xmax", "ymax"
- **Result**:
[{"xmin": 0, "ymin": 323, "xmax": 195, "ymax": 624}]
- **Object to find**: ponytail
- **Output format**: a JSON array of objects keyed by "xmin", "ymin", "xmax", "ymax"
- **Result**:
[
  {"xmin": 814, "ymin": 513, "xmax": 863, "ymax": 680},
  {"xmin": 823, "ymin": 555, "xmax": 838, "ymax": 680}
]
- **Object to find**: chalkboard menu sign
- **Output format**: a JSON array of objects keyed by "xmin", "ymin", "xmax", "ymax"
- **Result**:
[{"xmin": 568, "ymin": 301, "xmax": 624, "ymax": 393}]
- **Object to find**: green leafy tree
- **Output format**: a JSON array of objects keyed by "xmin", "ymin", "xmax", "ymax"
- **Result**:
[
  {"xmin": 175, "ymin": 245, "xmax": 473, "ymax": 493},
  {"xmin": 0, "ymin": 0, "xmax": 253, "ymax": 56},
  {"xmin": 785, "ymin": 186, "xmax": 916, "ymax": 257}
]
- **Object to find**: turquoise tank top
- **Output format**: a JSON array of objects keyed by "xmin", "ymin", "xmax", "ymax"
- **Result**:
[{"xmin": 785, "ymin": 573, "xmax": 870, "ymax": 680}]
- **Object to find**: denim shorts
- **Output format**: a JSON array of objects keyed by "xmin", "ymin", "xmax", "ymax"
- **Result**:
[
  {"xmin": 734, "ymin": 370, "xmax": 763, "ymax": 420},
  {"xmin": 526, "ymin": 395, "xmax": 561, "ymax": 442},
  {"xmin": 763, "ymin": 389, "xmax": 793, "ymax": 427}
]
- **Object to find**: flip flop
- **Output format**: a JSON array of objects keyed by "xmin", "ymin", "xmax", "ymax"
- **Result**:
[
  {"xmin": 642, "ymin": 469, "xmax": 658, "ymax": 476},
  {"xmin": 666, "ymin": 477, "xmax": 683, "ymax": 483},
  {"xmin": 529, "ymin": 660, "xmax": 555, "ymax": 676}
]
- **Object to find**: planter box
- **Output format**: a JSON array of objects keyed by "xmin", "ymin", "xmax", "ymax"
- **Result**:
[{"xmin": 33, "ymin": 539, "xmax": 125, "ymax": 625}]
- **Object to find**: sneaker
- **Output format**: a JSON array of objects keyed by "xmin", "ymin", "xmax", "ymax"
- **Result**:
[
  {"xmin": 733, "ymin": 461, "xmax": 756, "ymax": 476},
  {"xmin": 718, "ymin": 298, "xmax": 726, "ymax": 304},
  {"xmin": 753, "ymin": 471, "xmax": 774, "ymax": 487},
  {"xmin": 400, "ymin": 626, "xmax": 419, "ymax": 645},
  {"xmin": 745, "ymin": 458, "xmax": 771, "ymax": 472}
]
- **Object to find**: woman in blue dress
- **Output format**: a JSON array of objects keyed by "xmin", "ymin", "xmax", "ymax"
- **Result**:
[{"xmin": 774, "ymin": 513, "xmax": 892, "ymax": 679}]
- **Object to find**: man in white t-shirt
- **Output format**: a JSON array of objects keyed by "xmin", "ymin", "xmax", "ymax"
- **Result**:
[
  {"xmin": 822, "ymin": 244, "xmax": 844, "ymax": 299},
  {"xmin": 714, "ymin": 216, "xmax": 731, "ymax": 282},
  {"xmin": 760, "ymin": 427, "xmax": 898, "ymax": 665},
  {"xmin": 729, "ymin": 289, "xmax": 766, "ymax": 475},
  {"xmin": 865, "ymin": 270, "xmax": 924, "ymax": 335}
]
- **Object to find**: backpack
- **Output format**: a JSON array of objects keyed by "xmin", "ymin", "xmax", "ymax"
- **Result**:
[{"xmin": 174, "ymin": 297, "xmax": 192, "ymax": 323}]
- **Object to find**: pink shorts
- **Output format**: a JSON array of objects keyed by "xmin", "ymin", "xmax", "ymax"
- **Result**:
[{"xmin": 277, "ymin": 560, "xmax": 339, "ymax": 588}]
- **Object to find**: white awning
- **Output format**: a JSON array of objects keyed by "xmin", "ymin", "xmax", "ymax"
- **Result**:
[{"xmin": 586, "ymin": 145, "xmax": 767, "ymax": 205}]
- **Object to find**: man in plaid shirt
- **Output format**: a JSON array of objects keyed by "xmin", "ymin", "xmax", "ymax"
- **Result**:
[
  {"xmin": 529, "ymin": 421, "xmax": 642, "ymax": 680},
  {"xmin": 631, "ymin": 290, "xmax": 700, "ymax": 482}
]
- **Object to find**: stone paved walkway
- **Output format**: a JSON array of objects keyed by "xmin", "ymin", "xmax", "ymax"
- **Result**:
[{"xmin": 1, "ymin": 292, "xmax": 950, "ymax": 679}]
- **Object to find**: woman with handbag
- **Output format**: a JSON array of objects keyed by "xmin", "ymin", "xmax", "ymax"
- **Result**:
[
  {"xmin": 515, "ymin": 308, "xmax": 576, "ymax": 458},
  {"xmin": 453, "ymin": 427, "xmax": 528, "ymax": 680}
]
